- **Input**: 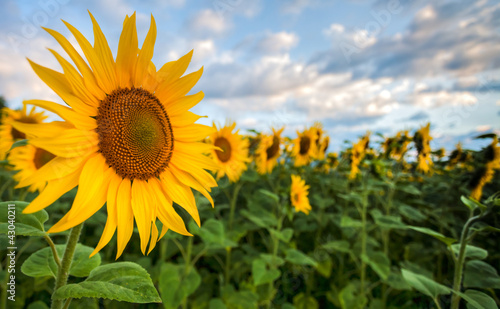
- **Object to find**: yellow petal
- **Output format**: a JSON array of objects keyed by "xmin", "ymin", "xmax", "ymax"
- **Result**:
[
  {"xmin": 160, "ymin": 168, "xmax": 200, "ymax": 227},
  {"xmin": 169, "ymin": 164, "xmax": 214, "ymax": 207},
  {"xmin": 62, "ymin": 20, "xmax": 114, "ymax": 93},
  {"xmin": 156, "ymin": 67, "xmax": 203, "ymax": 105},
  {"xmin": 171, "ymin": 142, "xmax": 220, "ymax": 171},
  {"xmin": 90, "ymin": 172, "xmax": 122, "ymax": 257},
  {"xmin": 116, "ymin": 178, "xmax": 133, "ymax": 259},
  {"xmin": 155, "ymin": 49, "xmax": 193, "ymax": 87},
  {"xmin": 88, "ymin": 11, "xmax": 117, "ymax": 91},
  {"xmin": 29, "ymin": 129, "xmax": 98, "ymax": 158},
  {"xmin": 43, "ymin": 27, "xmax": 104, "ymax": 100},
  {"xmin": 174, "ymin": 123, "xmax": 214, "ymax": 142},
  {"xmin": 28, "ymin": 59, "xmax": 97, "ymax": 116},
  {"xmin": 134, "ymin": 14, "xmax": 156, "ymax": 87},
  {"xmin": 23, "ymin": 167, "xmax": 81, "ymax": 214},
  {"xmin": 10, "ymin": 121, "xmax": 73, "ymax": 139},
  {"xmin": 150, "ymin": 178, "xmax": 191, "ymax": 237},
  {"xmin": 167, "ymin": 91, "xmax": 204, "ymax": 115},
  {"xmin": 24, "ymin": 100, "xmax": 97, "ymax": 131},
  {"xmin": 131, "ymin": 179, "xmax": 152, "ymax": 255},
  {"xmin": 116, "ymin": 13, "xmax": 138, "ymax": 88},
  {"xmin": 148, "ymin": 221, "xmax": 159, "ymax": 255}
]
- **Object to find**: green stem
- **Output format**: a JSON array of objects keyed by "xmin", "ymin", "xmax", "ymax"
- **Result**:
[
  {"xmin": 360, "ymin": 197, "xmax": 367, "ymax": 299},
  {"xmin": 225, "ymin": 182, "xmax": 243, "ymax": 284},
  {"xmin": 17, "ymin": 188, "xmax": 29, "ymax": 201},
  {"xmin": 266, "ymin": 213, "xmax": 283, "ymax": 309},
  {"xmin": 433, "ymin": 297, "xmax": 442, "ymax": 309},
  {"xmin": 182, "ymin": 237, "xmax": 193, "ymax": 309},
  {"xmin": 450, "ymin": 213, "xmax": 481, "ymax": 309},
  {"xmin": 51, "ymin": 223, "xmax": 83, "ymax": 309},
  {"xmin": 44, "ymin": 235, "xmax": 61, "ymax": 268}
]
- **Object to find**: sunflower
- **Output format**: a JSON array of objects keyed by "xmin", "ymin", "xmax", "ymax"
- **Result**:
[
  {"xmin": 12, "ymin": 12, "xmax": 219, "ymax": 258},
  {"xmin": 290, "ymin": 175, "xmax": 311, "ymax": 215},
  {"xmin": 311, "ymin": 122, "xmax": 329, "ymax": 160},
  {"xmin": 414, "ymin": 123, "xmax": 433, "ymax": 174},
  {"xmin": 0, "ymin": 106, "xmax": 47, "ymax": 160},
  {"xmin": 255, "ymin": 127, "xmax": 284, "ymax": 174},
  {"xmin": 8, "ymin": 144, "xmax": 56, "ymax": 192},
  {"xmin": 292, "ymin": 127, "xmax": 318, "ymax": 167},
  {"xmin": 208, "ymin": 121, "xmax": 250, "ymax": 182},
  {"xmin": 349, "ymin": 133, "xmax": 370, "ymax": 180},
  {"xmin": 470, "ymin": 136, "xmax": 500, "ymax": 201}
]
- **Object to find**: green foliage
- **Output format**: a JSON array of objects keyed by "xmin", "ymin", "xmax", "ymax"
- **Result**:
[{"xmin": 0, "ymin": 201, "xmax": 48, "ymax": 236}]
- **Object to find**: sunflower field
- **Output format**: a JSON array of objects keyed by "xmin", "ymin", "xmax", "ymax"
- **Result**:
[{"xmin": 1, "ymin": 12, "xmax": 500, "ymax": 309}]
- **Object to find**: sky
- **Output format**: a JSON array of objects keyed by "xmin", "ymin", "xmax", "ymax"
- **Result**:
[{"xmin": 0, "ymin": 0, "xmax": 499, "ymax": 153}]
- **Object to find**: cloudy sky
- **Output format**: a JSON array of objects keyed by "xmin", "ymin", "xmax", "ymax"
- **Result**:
[{"xmin": 1, "ymin": 0, "xmax": 499, "ymax": 152}]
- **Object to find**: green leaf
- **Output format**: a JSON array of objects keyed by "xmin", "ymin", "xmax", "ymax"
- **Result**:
[
  {"xmin": 408, "ymin": 226, "xmax": 456, "ymax": 246},
  {"xmin": 285, "ymin": 249, "xmax": 317, "ymax": 267},
  {"xmin": 252, "ymin": 258, "xmax": 281, "ymax": 286},
  {"xmin": 196, "ymin": 219, "xmax": 236, "ymax": 249},
  {"xmin": 220, "ymin": 286, "xmax": 259, "ymax": 309},
  {"xmin": 315, "ymin": 257, "xmax": 332, "ymax": 278},
  {"xmin": 371, "ymin": 210, "xmax": 407, "ymax": 230},
  {"xmin": 338, "ymin": 283, "xmax": 367, "ymax": 309},
  {"xmin": 269, "ymin": 228, "xmax": 293, "ymax": 243},
  {"xmin": 340, "ymin": 216, "xmax": 363, "ymax": 228},
  {"xmin": 159, "ymin": 263, "xmax": 201, "ymax": 309},
  {"xmin": 27, "ymin": 301, "xmax": 49, "ymax": 309},
  {"xmin": 260, "ymin": 254, "xmax": 285, "ymax": 268},
  {"xmin": 22, "ymin": 244, "xmax": 101, "ymax": 278},
  {"xmin": 361, "ymin": 251, "xmax": 391, "ymax": 280},
  {"xmin": 398, "ymin": 204, "xmax": 427, "ymax": 222},
  {"xmin": 53, "ymin": 262, "xmax": 161, "ymax": 303},
  {"xmin": 7, "ymin": 139, "xmax": 28, "ymax": 152},
  {"xmin": 0, "ymin": 201, "xmax": 48, "ymax": 236},
  {"xmin": 241, "ymin": 209, "xmax": 277, "ymax": 228},
  {"xmin": 462, "ymin": 290, "xmax": 498, "ymax": 309},
  {"xmin": 464, "ymin": 260, "xmax": 500, "ymax": 289},
  {"xmin": 258, "ymin": 189, "xmax": 279, "ymax": 203},
  {"xmin": 450, "ymin": 244, "xmax": 488, "ymax": 260},
  {"xmin": 322, "ymin": 240, "xmax": 350, "ymax": 253},
  {"xmin": 293, "ymin": 293, "xmax": 318, "ymax": 309},
  {"xmin": 383, "ymin": 270, "xmax": 411, "ymax": 290},
  {"xmin": 461, "ymin": 196, "xmax": 487, "ymax": 212},
  {"xmin": 401, "ymin": 269, "xmax": 451, "ymax": 298},
  {"xmin": 209, "ymin": 298, "xmax": 227, "ymax": 309},
  {"xmin": 397, "ymin": 184, "xmax": 421, "ymax": 195}
]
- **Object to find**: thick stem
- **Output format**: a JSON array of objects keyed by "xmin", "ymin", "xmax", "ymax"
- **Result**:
[
  {"xmin": 450, "ymin": 214, "xmax": 481, "ymax": 309},
  {"xmin": 51, "ymin": 224, "xmax": 83, "ymax": 309}
]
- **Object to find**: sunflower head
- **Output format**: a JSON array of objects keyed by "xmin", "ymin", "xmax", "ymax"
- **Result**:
[
  {"xmin": 292, "ymin": 127, "xmax": 318, "ymax": 167},
  {"xmin": 414, "ymin": 123, "xmax": 433, "ymax": 173},
  {"xmin": 209, "ymin": 121, "xmax": 250, "ymax": 182},
  {"xmin": 255, "ymin": 127, "xmax": 284, "ymax": 174},
  {"xmin": 13, "ymin": 12, "xmax": 219, "ymax": 259},
  {"xmin": 0, "ymin": 106, "xmax": 47, "ymax": 160},
  {"xmin": 290, "ymin": 175, "xmax": 311, "ymax": 215},
  {"xmin": 9, "ymin": 145, "xmax": 56, "ymax": 192}
]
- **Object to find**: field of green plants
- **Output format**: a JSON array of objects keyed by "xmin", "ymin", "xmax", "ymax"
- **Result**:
[{"xmin": 1, "ymin": 120, "xmax": 499, "ymax": 309}]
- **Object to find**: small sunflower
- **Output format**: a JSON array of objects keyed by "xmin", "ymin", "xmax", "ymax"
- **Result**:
[
  {"xmin": 12, "ymin": 12, "xmax": 218, "ymax": 258},
  {"xmin": 8, "ymin": 144, "xmax": 56, "ymax": 192},
  {"xmin": 290, "ymin": 175, "xmax": 311, "ymax": 215},
  {"xmin": 208, "ymin": 122, "xmax": 250, "ymax": 182},
  {"xmin": 0, "ymin": 106, "xmax": 47, "ymax": 160},
  {"xmin": 292, "ymin": 127, "xmax": 318, "ymax": 167},
  {"xmin": 470, "ymin": 136, "xmax": 500, "ymax": 201},
  {"xmin": 414, "ymin": 123, "xmax": 433, "ymax": 174},
  {"xmin": 349, "ymin": 133, "xmax": 370, "ymax": 180},
  {"xmin": 311, "ymin": 122, "xmax": 329, "ymax": 160},
  {"xmin": 255, "ymin": 127, "xmax": 284, "ymax": 174}
]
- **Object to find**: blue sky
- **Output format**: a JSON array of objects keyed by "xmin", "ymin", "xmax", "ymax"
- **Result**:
[{"xmin": 1, "ymin": 0, "xmax": 499, "ymax": 152}]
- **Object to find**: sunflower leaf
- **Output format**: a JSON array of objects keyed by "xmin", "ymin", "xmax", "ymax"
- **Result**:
[
  {"xmin": 7, "ymin": 139, "xmax": 28, "ymax": 152},
  {"xmin": 21, "ymin": 244, "xmax": 101, "ymax": 278},
  {"xmin": 401, "ymin": 269, "xmax": 451, "ymax": 298},
  {"xmin": 0, "ymin": 201, "xmax": 48, "ymax": 236},
  {"xmin": 53, "ymin": 262, "xmax": 161, "ymax": 303},
  {"xmin": 159, "ymin": 262, "xmax": 201, "ymax": 309}
]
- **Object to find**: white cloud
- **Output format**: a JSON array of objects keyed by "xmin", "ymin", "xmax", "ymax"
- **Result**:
[
  {"xmin": 186, "ymin": 9, "xmax": 232, "ymax": 37},
  {"xmin": 255, "ymin": 32, "xmax": 299, "ymax": 54}
]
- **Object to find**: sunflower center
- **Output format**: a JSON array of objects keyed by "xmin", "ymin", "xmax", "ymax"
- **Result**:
[
  {"xmin": 214, "ymin": 137, "xmax": 232, "ymax": 163},
  {"xmin": 266, "ymin": 136, "xmax": 280, "ymax": 159},
  {"xmin": 299, "ymin": 136, "xmax": 310, "ymax": 155},
  {"xmin": 11, "ymin": 116, "xmax": 38, "ymax": 140},
  {"xmin": 33, "ymin": 148, "xmax": 56, "ymax": 169},
  {"xmin": 96, "ymin": 87, "xmax": 174, "ymax": 180}
]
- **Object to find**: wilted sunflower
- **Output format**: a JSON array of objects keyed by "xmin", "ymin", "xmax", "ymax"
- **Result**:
[
  {"xmin": 414, "ymin": 123, "xmax": 433, "ymax": 173},
  {"xmin": 12, "ymin": 12, "xmax": 218, "ymax": 258},
  {"xmin": 349, "ymin": 133, "xmax": 370, "ymax": 180},
  {"xmin": 255, "ymin": 127, "xmax": 283, "ymax": 174},
  {"xmin": 208, "ymin": 122, "xmax": 250, "ymax": 182},
  {"xmin": 0, "ymin": 106, "xmax": 47, "ymax": 160},
  {"xmin": 290, "ymin": 175, "xmax": 311, "ymax": 215},
  {"xmin": 292, "ymin": 127, "xmax": 318, "ymax": 167},
  {"xmin": 8, "ymin": 144, "xmax": 56, "ymax": 192}
]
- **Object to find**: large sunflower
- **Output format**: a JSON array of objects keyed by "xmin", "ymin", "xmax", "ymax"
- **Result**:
[
  {"xmin": 9, "ymin": 144, "xmax": 56, "ymax": 192},
  {"xmin": 0, "ymin": 106, "xmax": 47, "ymax": 160},
  {"xmin": 290, "ymin": 175, "xmax": 311, "ymax": 215},
  {"xmin": 12, "ymin": 12, "xmax": 218, "ymax": 258},
  {"xmin": 255, "ymin": 127, "xmax": 284, "ymax": 174},
  {"xmin": 208, "ymin": 122, "xmax": 250, "ymax": 182},
  {"xmin": 292, "ymin": 127, "xmax": 318, "ymax": 167}
]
